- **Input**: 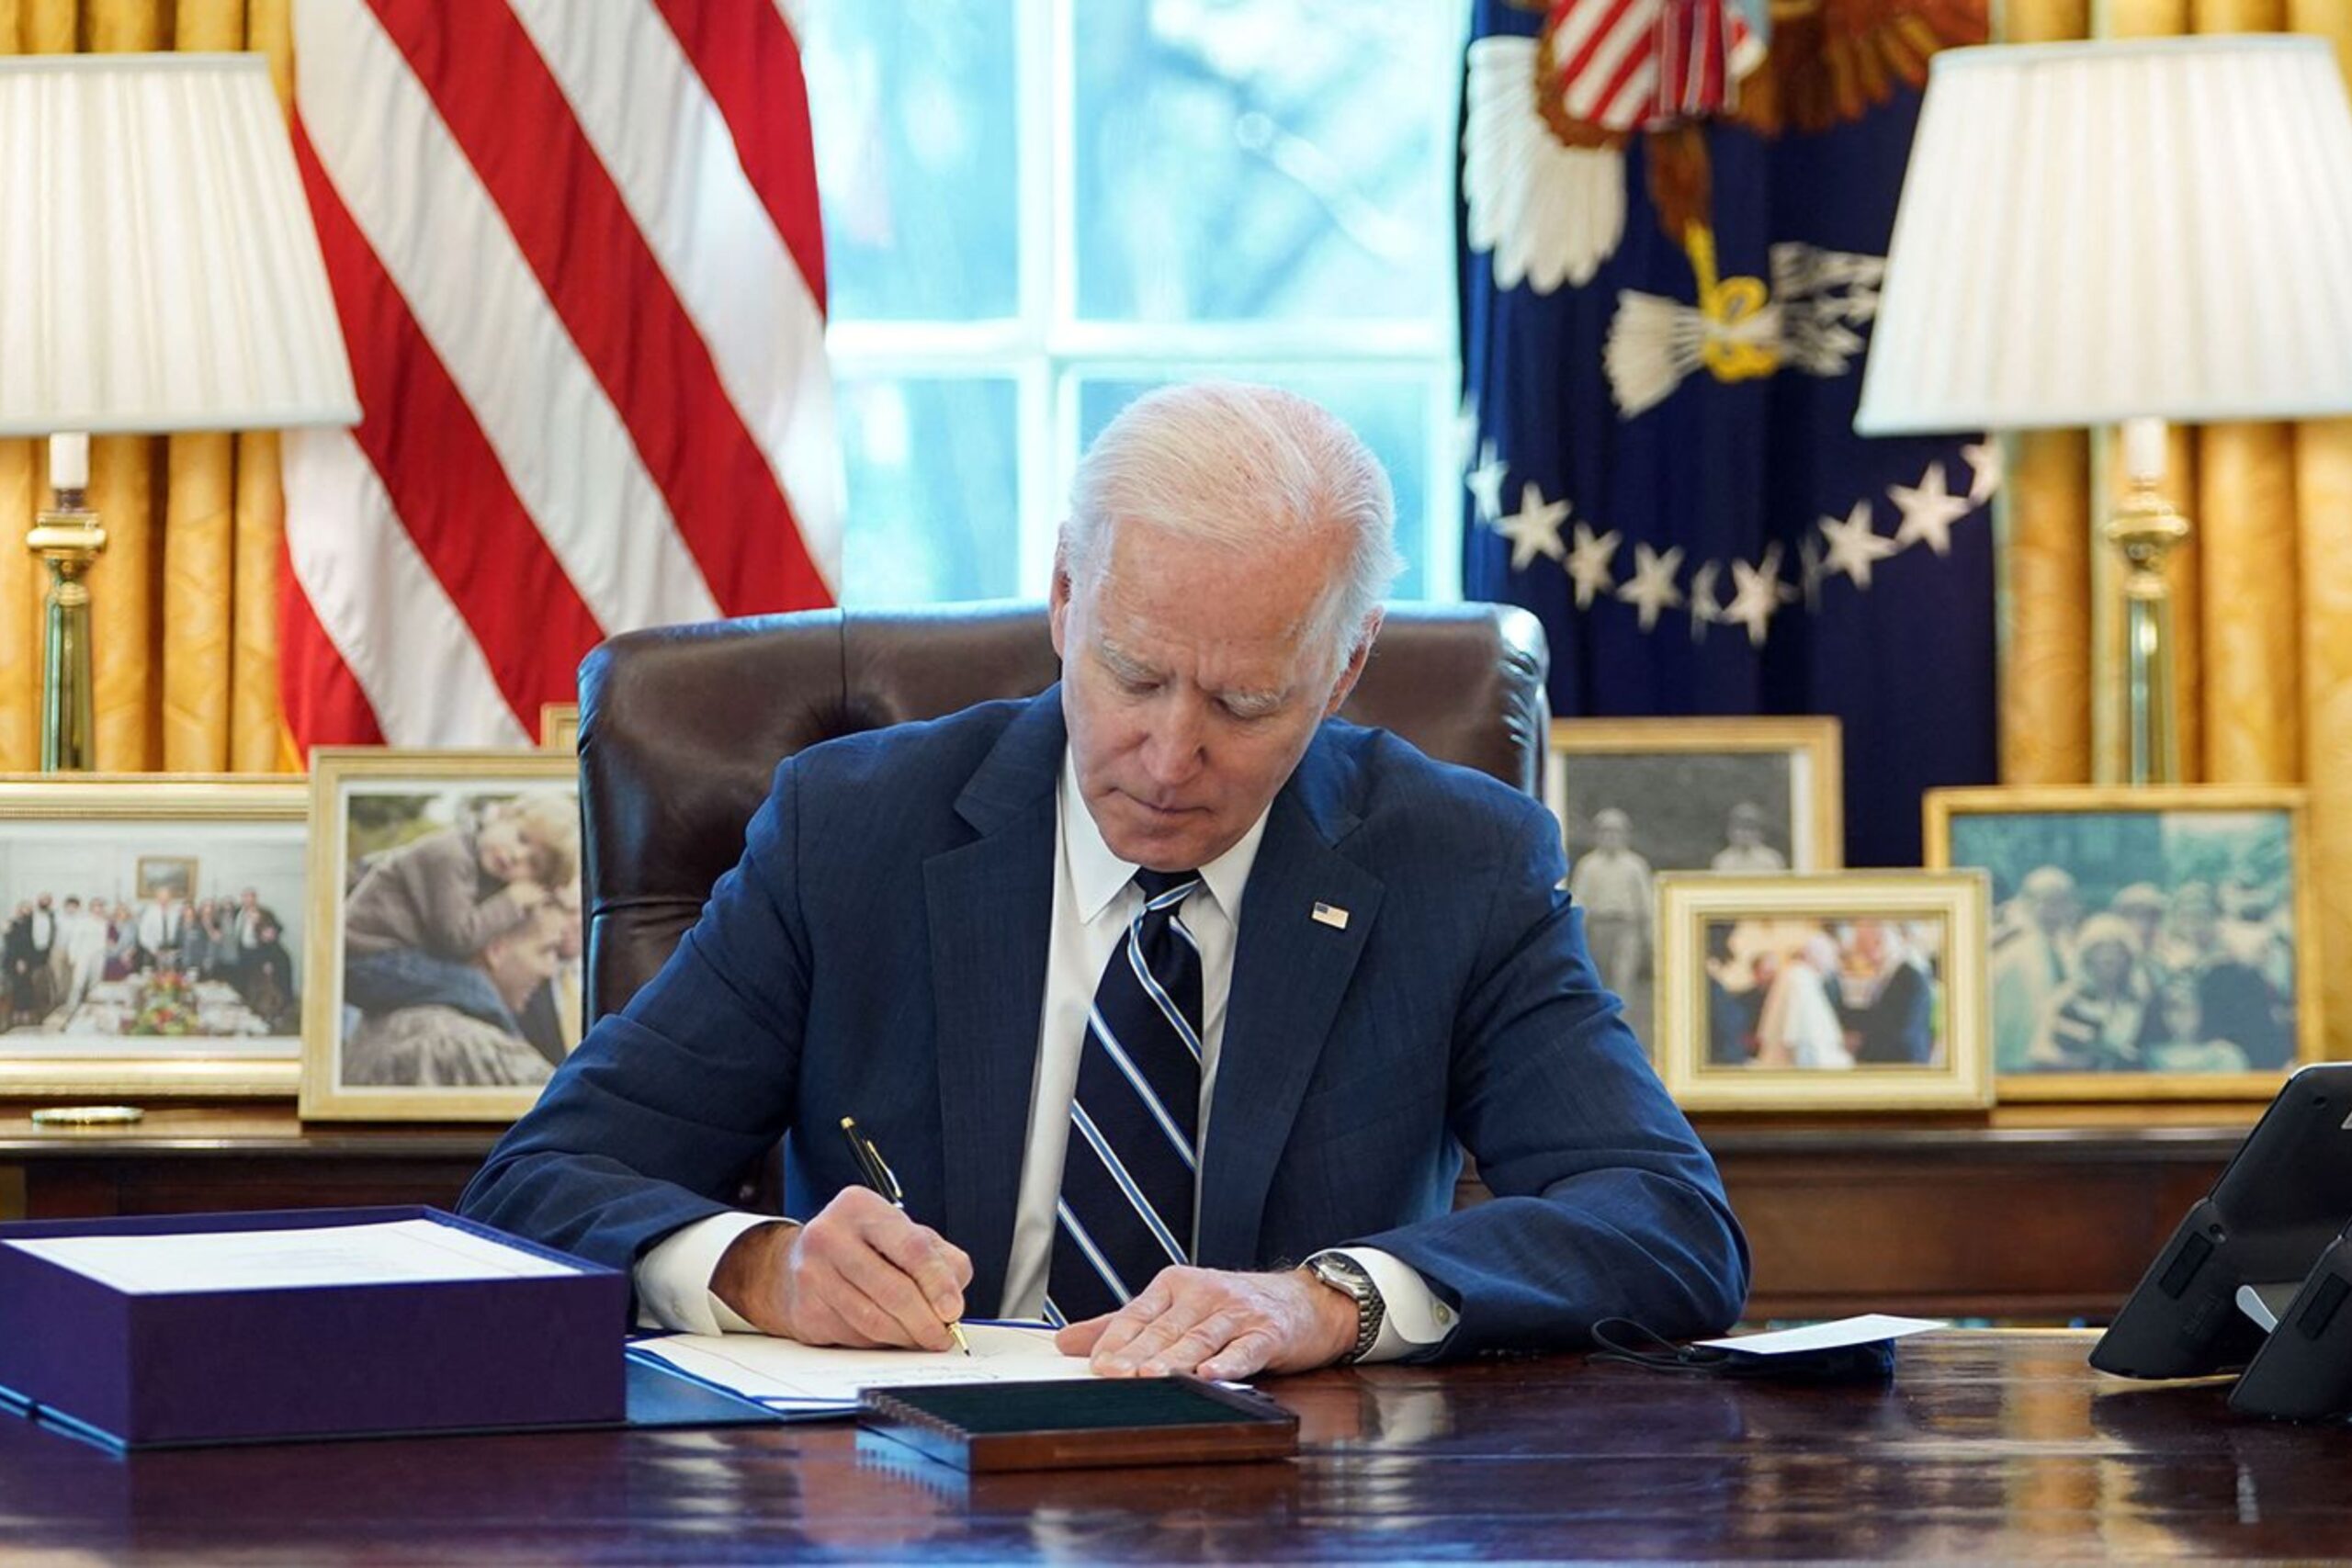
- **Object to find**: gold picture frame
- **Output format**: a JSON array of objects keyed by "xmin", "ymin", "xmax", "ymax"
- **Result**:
[
  {"xmin": 134, "ymin": 854, "xmax": 198, "ymax": 901},
  {"xmin": 1550, "ymin": 716, "xmax": 1843, "ymax": 1046},
  {"xmin": 300, "ymin": 749, "xmax": 583, "ymax": 1122},
  {"xmin": 1654, "ymin": 871, "xmax": 1992, "ymax": 1113},
  {"xmin": 0, "ymin": 775, "xmax": 308, "ymax": 1099},
  {"xmin": 540, "ymin": 702, "xmax": 579, "ymax": 753},
  {"xmin": 1925, "ymin": 785, "xmax": 2317, "ymax": 1102}
]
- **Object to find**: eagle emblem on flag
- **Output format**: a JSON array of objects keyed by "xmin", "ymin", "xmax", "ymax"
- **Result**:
[{"xmin": 1465, "ymin": 0, "xmax": 1984, "ymax": 413}]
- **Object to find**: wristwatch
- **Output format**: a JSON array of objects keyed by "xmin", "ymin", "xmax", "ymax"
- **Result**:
[{"xmin": 1305, "ymin": 1251, "xmax": 1386, "ymax": 1365}]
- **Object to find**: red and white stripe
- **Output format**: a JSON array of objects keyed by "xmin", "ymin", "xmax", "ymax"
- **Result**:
[
  {"xmin": 1544, "ymin": 0, "xmax": 1763, "ymax": 133},
  {"xmin": 282, "ymin": 0, "xmax": 839, "ymax": 751}
]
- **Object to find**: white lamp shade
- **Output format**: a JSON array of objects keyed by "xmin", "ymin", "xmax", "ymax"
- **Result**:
[
  {"xmin": 1856, "ymin": 35, "xmax": 2352, "ymax": 435},
  {"xmin": 0, "ymin": 53, "xmax": 359, "ymax": 436}
]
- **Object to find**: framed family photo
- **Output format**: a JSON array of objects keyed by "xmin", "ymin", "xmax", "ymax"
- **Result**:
[
  {"xmin": 0, "ymin": 776, "xmax": 307, "ymax": 1097},
  {"xmin": 1549, "ymin": 716, "xmax": 1842, "ymax": 1043},
  {"xmin": 300, "ymin": 750, "xmax": 583, "ymax": 1122},
  {"xmin": 1925, "ymin": 786, "xmax": 2315, "ymax": 1101},
  {"xmin": 1653, "ymin": 871, "xmax": 1991, "ymax": 1112}
]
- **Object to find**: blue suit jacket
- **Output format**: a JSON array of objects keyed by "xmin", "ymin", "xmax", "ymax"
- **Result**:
[{"xmin": 461, "ymin": 690, "xmax": 1748, "ymax": 1354}]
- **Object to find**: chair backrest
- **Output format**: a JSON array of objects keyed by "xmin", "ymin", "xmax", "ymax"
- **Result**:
[{"xmin": 577, "ymin": 602, "xmax": 1550, "ymax": 1022}]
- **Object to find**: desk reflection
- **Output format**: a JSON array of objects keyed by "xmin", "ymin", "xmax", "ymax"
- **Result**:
[{"xmin": 4, "ymin": 1335, "xmax": 2349, "ymax": 1561}]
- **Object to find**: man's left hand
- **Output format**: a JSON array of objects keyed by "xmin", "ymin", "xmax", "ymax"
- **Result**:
[{"xmin": 1054, "ymin": 1265, "xmax": 1357, "ymax": 1380}]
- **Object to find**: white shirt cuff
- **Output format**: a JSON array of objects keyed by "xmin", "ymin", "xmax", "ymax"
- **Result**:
[
  {"xmin": 632, "ymin": 1211, "xmax": 779, "ymax": 1335},
  {"xmin": 1319, "ymin": 1247, "xmax": 1457, "ymax": 1363}
]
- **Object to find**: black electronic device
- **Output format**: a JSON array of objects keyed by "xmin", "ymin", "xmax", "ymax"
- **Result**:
[
  {"xmin": 2229, "ymin": 1220, "xmax": 2352, "ymax": 1419},
  {"xmin": 2091, "ymin": 1063, "xmax": 2352, "ymax": 1382}
]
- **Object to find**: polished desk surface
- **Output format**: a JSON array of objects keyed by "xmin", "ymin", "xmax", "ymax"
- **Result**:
[{"xmin": 0, "ymin": 1331, "xmax": 2341, "ymax": 1562}]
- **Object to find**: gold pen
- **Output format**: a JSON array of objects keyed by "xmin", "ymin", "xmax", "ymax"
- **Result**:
[{"xmin": 840, "ymin": 1116, "xmax": 972, "ymax": 1356}]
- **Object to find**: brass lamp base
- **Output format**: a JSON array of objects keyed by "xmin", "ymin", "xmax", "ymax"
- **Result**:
[
  {"xmin": 28, "ymin": 495, "xmax": 105, "ymax": 773},
  {"xmin": 2102, "ymin": 479, "xmax": 2191, "ymax": 786}
]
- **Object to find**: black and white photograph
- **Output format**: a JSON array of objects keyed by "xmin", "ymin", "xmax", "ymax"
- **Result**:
[
  {"xmin": 1927, "ymin": 786, "xmax": 2314, "ymax": 1100},
  {"xmin": 1548, "ymin": 717, "xmax": 1841, "ymax": 1043},
  {"xmin": 0, "ymin": 780, "xmax": 307, "ymax": 1097},
  {"xmin": 1655, "ymin": 872, "xmax": 1990, "ymax": 1113},
  {"xmin": 302, "ymin": 750, "xmax": 582, "ymax": 1122}
]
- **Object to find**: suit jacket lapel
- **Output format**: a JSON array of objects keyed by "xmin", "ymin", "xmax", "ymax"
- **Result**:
[
  {"xmin": 924, "ymin": 691, "xmax": 1066, "ymax": 1306},
  {"xmin": 1196, "ymin": 740, "xmax": 1383, "ymax": 1269}
]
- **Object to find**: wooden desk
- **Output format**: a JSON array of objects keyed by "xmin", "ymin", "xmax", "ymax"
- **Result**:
[
  {"xmin": 0, "ymin": 1103, "xmax": 2257, "ymax": 1321},
  {"xmin": 0, "ymin": 1332, "xmax": 2333, "ymax": 1562}
]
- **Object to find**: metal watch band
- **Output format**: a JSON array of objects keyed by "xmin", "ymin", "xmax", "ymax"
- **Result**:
[{"xmin": 1309, "ymin": 1252, "xmax": 1385, "ymax": 1365}]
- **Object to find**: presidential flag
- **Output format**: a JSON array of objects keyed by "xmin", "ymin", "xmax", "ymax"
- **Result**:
[
  {"xmin": 1459, "ymin": 0, "xmax": 1994, "ymax": 866},
  {"xmin": 281, "ymin": 0, "xmax": 840, "ymax": 751}
]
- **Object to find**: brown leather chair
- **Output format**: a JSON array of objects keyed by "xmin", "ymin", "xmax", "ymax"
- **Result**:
[{"xmin": 576, "ymin": 601, "xmax": 1549, "ymax": 1024}]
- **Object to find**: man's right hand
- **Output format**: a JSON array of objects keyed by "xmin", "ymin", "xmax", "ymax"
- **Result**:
[{"xmin": 709, "ymin": 1187, "xmax": 973, "ymax": 1349}]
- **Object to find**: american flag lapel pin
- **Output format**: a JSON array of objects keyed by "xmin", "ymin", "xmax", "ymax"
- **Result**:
[{"xmin": 1311, "ymin": 901, "xmax": 1350, "ymax": 930}]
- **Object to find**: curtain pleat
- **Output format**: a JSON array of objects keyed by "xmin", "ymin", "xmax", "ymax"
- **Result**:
[
  {"xmin": 164, "ymin": 435, "xmax": 234, "ymax": 771},
  {"xmin": 0, "ymin": 0, "xmax": 293, "ymax": 774},
  {"xmin": 2000, "ymin": 432, "xmax": 2093, "ymax": 782},
  {"xmin": 2199, "ymin": 423, "xmax": 2300, "ymax": 782}
]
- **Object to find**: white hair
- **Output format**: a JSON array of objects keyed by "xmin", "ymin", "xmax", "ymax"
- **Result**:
[{"xmin": 1059, "ymin": 381, "xmax": 1403, "ymax": 660}]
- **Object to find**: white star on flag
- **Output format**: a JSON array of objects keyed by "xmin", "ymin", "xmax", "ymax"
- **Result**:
[
  {"xmin": 1495, "ymin": 480, "xmax": 1570, "ymax": 572},
  {"xmin": 1888, "ymin": 461, "xmax": 1973, "ymax": 557},
  {"xmin": 1615, "ymin": 542, "xmax": 1686, "ymax": 630},
  {"xmin": 1818, "ymin": 500, "xmax": 1899, "ymax": 589},
  {"xmin": 1723, "ymin": 545, "xmax": 1795, "ymax": 648},
  {"xmin": 1564, "ymin": 522, "xmax": 1623, "ymax": 608},
  {"xmin": 1465, "ymin": 440, "xmax": 1509, "ymax": 526},
  {"xmin": 1960, "ymin": 437, "xmax": 2004, "ymax": 505},
  {"xmin": 1688, "ymin": 560, "xmax": 1724, "ymax": 643}
]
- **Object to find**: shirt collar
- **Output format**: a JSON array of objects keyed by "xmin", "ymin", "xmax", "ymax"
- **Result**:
[{"xmin": 1060, "ymin": 751, "xmax": 1271, "ymax": 925}]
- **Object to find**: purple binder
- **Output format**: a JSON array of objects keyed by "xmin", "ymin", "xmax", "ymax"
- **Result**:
[{"xmin": 0, "ymin": 1205, "xmax": 627, "ymax": 1449}]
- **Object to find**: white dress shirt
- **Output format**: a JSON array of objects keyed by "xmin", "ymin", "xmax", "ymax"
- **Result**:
[{"xmin": 636, "ymin": 752, "xmax": 1454, "ymax": 1360}]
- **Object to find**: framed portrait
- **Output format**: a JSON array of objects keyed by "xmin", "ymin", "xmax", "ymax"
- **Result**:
[
  {"xmin": 540, "ymin": 702, "xmax": 579, "ymax": 753},
  {"xmin": 1925, "ymin": 786, "xmax": 2316, "ymax": 1102},
  {"xmin": 1549, "ymin": 716, "xmax": 1842, "ymax": 1043},
  {"xmin": 135, "ymin": 854, "xmax": 197, "ymax": 902},
  {"xmin": 0, "ymin": 776, "xmax": 308, "ymax": 1098},
  {"xmin": 1654, "ymin": 871, "xmax": 1992, "ymax": 1113},
  {"xmin": 300, "ymin": 750, "xmax": 583, "ymax": 1122}
]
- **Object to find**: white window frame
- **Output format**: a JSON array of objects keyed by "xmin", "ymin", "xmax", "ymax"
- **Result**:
[{"xmin": 821, "ymin": 0, "xmax": 1465, "ymax": 604}]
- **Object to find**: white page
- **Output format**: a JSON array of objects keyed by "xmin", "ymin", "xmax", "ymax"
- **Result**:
[
  {"xmin": 6, "ymin": 1218, "xmax": 581, "ymax": 1295},
  {"xmin": 633, "ymin": 1323, "xmax": 1098, "ymax": 1406},
  {"xmin": 1694, "ymin": 1314, "xmax": 1945, "ymax": 1356}
]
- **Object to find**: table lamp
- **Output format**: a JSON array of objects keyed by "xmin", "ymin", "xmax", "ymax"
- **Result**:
[
  {"xmin": 0, "ymin": 53, "xmax": 358, "ymax": 771},
  {"xmin": 1855, "ymin": 35, "xmax": 2352, "ymax": 784}
]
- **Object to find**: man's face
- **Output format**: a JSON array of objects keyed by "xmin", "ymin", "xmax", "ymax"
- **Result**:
[
  {"xmin": 36, "ymin": 894, "xmax": 51, "ymax": 911},
  {"xmin": 1050, "ymin": 517, "xmax": 1371, "ymax": 872},
  {"xmin": 1850, "ymin": 920, "xmax": 1886, "ymax": 964},
  {"xmin": 2030, "ymin": 889, "xmax": 2075, "ymax": 934}
]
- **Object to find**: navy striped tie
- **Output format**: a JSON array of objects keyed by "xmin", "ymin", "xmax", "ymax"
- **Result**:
[{"xmin": 1045, "ymin": 868, "xmax": 1204, "ymax": 1325}]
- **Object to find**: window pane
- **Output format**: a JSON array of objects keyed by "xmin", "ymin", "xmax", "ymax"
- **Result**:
[
  {"xmin": 1071, "ymin": 0, "xmax": 1458, "ymax": 323},
  {"xmin": 836, "ymin": 378, "xmax": 1023, "ymax": 605},
  {"xmin": 1074, "ymin": 373, "xmax": 1432, "ymax": 600},
  {"xmin": 799, "ymin": 3, "xmax": 1019, "ymax": 321}
]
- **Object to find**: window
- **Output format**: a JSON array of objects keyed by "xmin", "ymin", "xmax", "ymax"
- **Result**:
[{"xmin": 802, "ymin": 0, "xmax": 1468, "ymax": 607}]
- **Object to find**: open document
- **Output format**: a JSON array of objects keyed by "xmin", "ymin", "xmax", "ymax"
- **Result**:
[{"xmin": 632, "ymin": 1323, "xmax": 1097, "ymax": 1415}]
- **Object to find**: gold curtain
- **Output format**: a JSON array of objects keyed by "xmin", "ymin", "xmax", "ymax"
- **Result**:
[
  {"xmin": 0, "ymin": 0, "xmax": 294, "ymax": 774},
  {"xmin": 2001, "ymin": 0, "xmax": 2352, "ymax": 1055}
]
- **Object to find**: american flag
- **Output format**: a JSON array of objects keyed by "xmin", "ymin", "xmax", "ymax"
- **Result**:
[
  {"xmin": 280, "ymin": 0, "xmax": 840, "ymax": 750},
  {"xmin": 1544, "ymin": 0, "xmax": 1763, "ymax": 131}
]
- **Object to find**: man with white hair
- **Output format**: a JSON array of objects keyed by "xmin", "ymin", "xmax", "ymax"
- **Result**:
[
  {"xmin": 465, "ymin": 382, "xmax": 1746, "ymax": 1378},
  {"xmin": 1989, "ymin": 865, "xmax": 2077, "ymax": 1072}
]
